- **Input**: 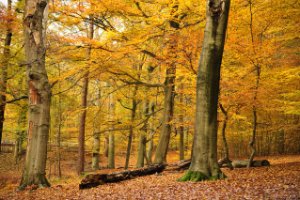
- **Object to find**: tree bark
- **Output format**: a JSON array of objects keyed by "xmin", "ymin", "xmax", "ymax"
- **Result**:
[
  {"xmin": 78, "ymin": 16, "xmax": 94, "ymax": 174},
  {"xmin": 14, "ymin": 105, "xmax": 27, "ymax": 164},
  {"xmin": 79, "ymin": 164, "xmax": 165, "ymax": 189},
  {"xmin": 247, "ymin": 0, "xmax": 261, "ymax": 168},
  {"xmin": 56, "ymin": 67, "xmax": 62, "ymax": 178},
  {"xmin": 178, "ymin": 83, "xmax": 185, "ymax": 161},
  {"xmin": 107, "ymin": 82, "xmax": 115, "ymax": 169},
  {"xmin": 154, "ymin": 3, "xmax": 178, "ymax": 163},
  {"xmin": 179, "ymin": 0, "xmax": 230, "ymax": 181},
  {"xmin": 219, "ymin": 103, "xmax": 233, "ymax": 169},
  {"xmin": 125, "ymin": 84, "xmax": 138, "ymax": 169},
  {"xmin": 92, "ymin": 81, "xmax": 101, "ymax": 170},
  {"xmin": 19, "ymin": 0, "xmax": 51, "ymax": 189},
  {"xmin": 0, "ymin": 0, "xmax": 12, "ymax": 152}
]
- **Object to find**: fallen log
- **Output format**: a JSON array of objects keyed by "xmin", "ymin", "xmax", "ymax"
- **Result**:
[
  {"xmin": 79, "ymin": 164, "xmax": 165, "ymax": 189},
  {"xmin": 232, "ymin": 159, "xmax": 270, "ymax": 168},
  {"xmin": 169, "ymin": 159, "xmax": 270, "ymax": 170}
]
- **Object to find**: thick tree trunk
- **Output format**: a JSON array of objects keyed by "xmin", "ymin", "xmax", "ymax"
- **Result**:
[
  {"xmin": 0, "ymin": 0, "xmax": 12, "ymax": 152},
  {"xmin": 79, "ymin": 164, "xmax": 165, "ymax": 189},
  {"xmin": 19, "ymin": 0, "xmax": 51, "ymax": 189},
  {"xmin": 78, "ymin": 16, "xmax": 93, "ymax": 174},
  {"xmin": 179, "ymin": 0, "xmax": 230, "ymax": 181}
]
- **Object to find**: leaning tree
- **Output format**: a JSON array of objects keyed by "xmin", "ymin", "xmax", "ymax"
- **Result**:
[
  {"xmin": 179, "ymin": 0, "xmax": 230, "ymax": 181},
  {"xmin": 19, "ymin": 0, "xmax": 51, "ymax": 189}
]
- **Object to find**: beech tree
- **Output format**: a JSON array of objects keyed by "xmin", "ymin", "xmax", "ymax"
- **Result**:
[
  {"xmin": 19, "ymin": 0, "xmax": 51, "ymax": 189},
  {"xmin": 179, "ymin": 0, "xmax": 230, "ymax": 181},
  {"xmin": 0, "ymin": 0, "xmax": 12, "ymax": 152}
]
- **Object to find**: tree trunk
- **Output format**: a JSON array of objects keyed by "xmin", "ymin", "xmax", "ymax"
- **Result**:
[
  {"xmin": 124, "ymin": 85, "xmax": 138, "ymax": 169},
  {"xmin": 104, "ymin": 136, "xmax": 109, "ymax": 157},
  {"xmin": 107, "ymin": 82, "xmax": 115, "ymax": 169},
  {"xmin": 247, "ymin": 0, "xmax": 261, "ymax": 168},
  {"xmin": 14, "ymin": 105, "xmax": 27, "ymax": 164},
  {"xmin": 179, "ymin": 0, "xmax": 230, "ymax": 181},
  {"xmin": 137, "ymin": 99, "xmax": 150, "ymax": 168},
  {"xmin": 78, "ymin": 16, "xmax": 93, "ymax": 174},
  {"xmin": 219, "ymin": 103, "xmax": 233, "ymax": 169},
  {"xmin": 0, "ymin": 0, "xmax": 12, "ymax": 152},
  {"xmin": 19, "ymin": 0, "xmax": 51, "ymax": 189},
  {"xmin": 56, "ymin": 68, "xmax": 62, "ymax": 178},
  {"xmin": 92, "ymin": 81, "xmax": 101, "ymax": 170},
  {"xmin": 154, "ymin": 20, "xmax": 177, "ymax": 164},
  {"xmin": 79, "ymin": 164, "xmax": 165, "ymax": 189},
  {"xmin": 178, "ymin": 83, "xmax": 185, "ymax": 161},
  {"xmin": 108, "ymin": 131, "xmax": 115, "ymax": 169},
  {"xmin": 136, "ymin": 133, "xmax": 146, "ymax": 168}
]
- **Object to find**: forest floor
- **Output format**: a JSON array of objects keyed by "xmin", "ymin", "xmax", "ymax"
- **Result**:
[{"xmin": 0, "ymin": 152, "xmax": 299, "ymax": 200}]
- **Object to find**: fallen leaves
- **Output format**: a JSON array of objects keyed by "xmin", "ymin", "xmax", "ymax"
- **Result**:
[{"xmin": 0, "ymin": 155, "xmax": 299, "ymax": 200}]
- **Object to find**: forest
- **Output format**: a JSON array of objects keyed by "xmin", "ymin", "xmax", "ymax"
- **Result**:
[{"xmin": 0, "ymin": 0, "xmax": 299, "ymax": 199}]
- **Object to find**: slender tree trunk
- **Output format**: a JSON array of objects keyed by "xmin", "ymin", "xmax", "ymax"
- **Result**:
[
  {"xmin": 247, "ymin": 0, "xmax": 260, "ymax": 168},
  {"xmin": 179, "ymin": 0, "xmax": 230, "ymax": 181},
  {"xmin": 104, "ymin": 136, "xmax": 109, "ymax": 157},
  {"xmin": 147, "ymin": 102, "xmax": 155, "ymax": 164},
  {"xmin": 178, "ymin": 83, "xmax": 185, "ymax": 161},
  {"xmin": 124, "ymin": 86, "xmax": 137, "ymax": 169},
  {"xmin": 0, "ymin": 0, "xmax": 12, "ymax": 152},
  {"xmin": 219, "ymin": 103, "xmax": 233, "ymax": 168},
  {"xmin": 154, "ymin": 11, "xmax": 178, "ymax": 163},
  {"xmin": 136, "ymin": 133, "xmax": 146, "ymax": 168},
  {"xmin": 78, "ymin": 16, "xmax": 94, "ymax": 174},
  {"xmin": 92, "ymin": 82, "xmax": 101, "ymax": 170},
  {"xmin": 136, "ymin": 100, "xmax": 149, "ymax": 168},
  {"xmin": 14, "ymin": 105, "xmax": 27, "ymax": 164},
  {"xmin": 19, "ymin": 0, "xmax": 51, "ymax": 189},
  {"xmin": 56, "ymin": 68, "xmax": 62, "ymax": 178},
  {"xmin": 107, "ymin": 82, "xmax": 115, "ymax": 169}
]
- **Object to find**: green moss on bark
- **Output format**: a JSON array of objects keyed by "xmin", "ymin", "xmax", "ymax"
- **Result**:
[
  {"xmin": 177, "ymin": 171, "xmax": 208, "ymax": 182},
  {"xmin": 178, "ymin": 170, "xmax": 226, "ymax": 182}
]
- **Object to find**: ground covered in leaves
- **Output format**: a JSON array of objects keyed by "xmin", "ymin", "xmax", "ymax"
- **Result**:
[{"xmin": 0, "ymin": 154, "xmax": 299, "ymax": 199}]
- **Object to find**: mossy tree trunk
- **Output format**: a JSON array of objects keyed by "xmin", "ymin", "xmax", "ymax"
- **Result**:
[
  {"xmin": 179, "ymin": 0, "xmax": 230, "ymax": 182},
  {"xmin": 19, "ymin": 0, "xmax": 51, "ymax": 189}
]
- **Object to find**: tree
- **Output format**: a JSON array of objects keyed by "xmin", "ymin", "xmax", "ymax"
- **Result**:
[
  {"xmin": 0, "ymin": 0, "xmax": 12, "ymax": 152},
  {"xmin": 179, "ymin": 0, "xmax": 230, "ymax": 181},
  {"xmin": 19, "ymin": 0, "xmax": 51, "ymax": 189},
  {"xmin": 154, "ymin": 0, "xmax": 179, "ymax": 164},
  {"xmin": 78, "ymin": 15, "xmax": 94, "ymax": 175}
]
